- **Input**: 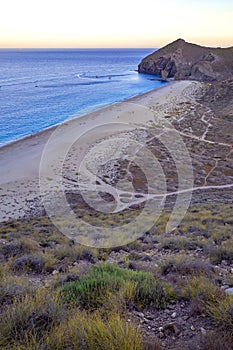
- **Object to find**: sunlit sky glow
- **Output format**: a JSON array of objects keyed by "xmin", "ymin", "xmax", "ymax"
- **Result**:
[{"xmin": 0, "ymin": 0, "xmax": 232, "ymax": 48}]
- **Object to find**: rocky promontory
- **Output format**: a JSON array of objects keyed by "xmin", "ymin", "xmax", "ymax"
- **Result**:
[{"xmin": 138, "ymin": 38, "xmax": 233, "ymax": 82}]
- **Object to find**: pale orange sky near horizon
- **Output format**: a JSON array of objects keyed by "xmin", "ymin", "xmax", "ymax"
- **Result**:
[{"xmin": 0, "ymin": 0, "xmax": 232, "ymax": 48}]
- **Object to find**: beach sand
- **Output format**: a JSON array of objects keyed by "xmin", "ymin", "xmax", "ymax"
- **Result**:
[{"xmin": 0, "ymin": 80, "xmax": 201, "ymax": 222}]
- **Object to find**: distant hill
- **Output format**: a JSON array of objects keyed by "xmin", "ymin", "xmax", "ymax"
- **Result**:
[{"xmin": 138, "ymin": 39, "xmax": 233, "ymax": 82}]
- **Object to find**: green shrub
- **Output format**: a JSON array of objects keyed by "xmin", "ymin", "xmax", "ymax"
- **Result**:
[{"xmin": 59, "ymin": 263, "xmax": 173, "ymax": 309}]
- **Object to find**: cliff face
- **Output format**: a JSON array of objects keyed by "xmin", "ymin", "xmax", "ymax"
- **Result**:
[{"xmin": 138, "ymin": 39, "xmax": 233, "ymax": 82}]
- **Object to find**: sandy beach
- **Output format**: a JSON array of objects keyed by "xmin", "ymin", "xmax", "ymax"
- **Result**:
[{"xmin": 0, "ymin": 80, "xmax": 204, "ymax": 222}]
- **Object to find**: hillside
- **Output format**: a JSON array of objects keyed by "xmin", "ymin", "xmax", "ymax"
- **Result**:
[{"xmin": 138, "ymin": 39, "xmax": 233, "ymax": 82}]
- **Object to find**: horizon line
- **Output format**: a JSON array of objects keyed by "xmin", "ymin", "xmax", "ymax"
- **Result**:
[{"xmin": 0, "ymin": 47, "xmax": 157, "ymax": 49}]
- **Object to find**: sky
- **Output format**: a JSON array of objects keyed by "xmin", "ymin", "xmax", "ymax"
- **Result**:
[{"xmin": 0, "ymin": 0, "xmax": 232, "ymax": 48}]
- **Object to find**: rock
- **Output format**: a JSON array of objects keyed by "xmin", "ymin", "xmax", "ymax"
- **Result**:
[
  {"xmin": 222, "ymin": 285, "xmax": 230, "ymax": 289},
  {"xmin": 158, "ymin": 331, "xmax": 165, "ymax": 338},
  {"xmin": 44, "ymin": 281, "xmax": 51, "ymax": 288},
  {"xmin": 200, "ymin": 327, "xmax": 207, "ymax": 335},
  {"xmin": 167, "ymin": 304, "xmax": 176, "ymax": 310},
  {"xmin": 145, "ymin": 315, "xmax": 154, "ymax": 320},
  {"xmin": 163, "ymin": 322, "xmax": 181, "ymax": 335},
  {"xmin": 191, "ymin": 325, "xmax": 196, "ymax": 331},
  {"xmin": 138, "ymin": 38, "xmax": 233, "ymax": 82},
  {"xmin": 57, "ymin": 263, "xmax": 68, "ymax": 273},
  {"xmin": 171, "ymin": 312, "xmax": 177, "ymax": 318},
  {"xmin": 225, "ymin": 287, "xmax": 233, "ymax": 296}
]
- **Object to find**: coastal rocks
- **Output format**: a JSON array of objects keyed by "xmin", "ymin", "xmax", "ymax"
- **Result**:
[
  {"xmin": 138, "ymin": 38, "xmax": 233, "ymax": 82},
  {"xmin": 139, "ymin": 56, "xmax": 177, "ymax": 77}
]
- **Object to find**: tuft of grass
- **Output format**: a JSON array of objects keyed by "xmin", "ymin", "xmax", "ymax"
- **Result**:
[
  {"xmin": 180, "ymin": 275, "xmax": 224, "ymax": 315},
  {"xmin": 58, "ymin": 263, "xmax": 174, "ymax": 309},
  {"xmin": 0, "ymin": 288, "xmax": 65, "ymax": 348},
  {"xmin": 207, "ymin": 295, "xmax": 233, "ymax": 334},
  {"xmin": 0, "ymin": 273, "xmax": 34, "ymax": 307},
  {"xmin": 45, "ymin": 310, "xmax": 142, "ymax": 350}
]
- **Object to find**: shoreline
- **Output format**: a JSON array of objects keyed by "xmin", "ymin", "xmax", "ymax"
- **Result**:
[
  {"xmin": 0, "ymin": 80, "xmax": 199, "ymax": 222},
  {"xmin": 0, "ymin": 82, "xmax": 171, "ymax": 151}
]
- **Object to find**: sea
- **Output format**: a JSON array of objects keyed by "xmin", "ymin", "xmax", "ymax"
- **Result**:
[{"xmin": 0, "ymin": 48, "xmax": 165, "ymax": 146}]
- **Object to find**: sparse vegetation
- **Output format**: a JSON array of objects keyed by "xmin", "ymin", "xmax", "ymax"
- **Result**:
[{"xmin": 0, "ymin": 202, "xmax": 232, "ymax": 349}]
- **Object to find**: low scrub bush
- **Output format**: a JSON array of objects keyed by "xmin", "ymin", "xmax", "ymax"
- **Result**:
[
  {"xmin": 160, "ymin": 256, "xmax": 213, "ymax": 276},
  {"xmin": 204, "ymin": 241, "xmax": 233, "ymax": 264},
  {"xmin": 54, "ymin": 244, "xmax": 97, "ymax": 264},
  {"xmin": 0, "ymin": 239, "xmax": 37, "ymax": 260},
  {"xmin": 59, "ymin": 263, "xmax": 174, "ymax": 309},
  {"xmin": 158, "ymin": 236, "xmax": 202, "ymax": 252},
  {"xmin": 12, "ymin": 254, "xmax": 45, "ymax": 273}
]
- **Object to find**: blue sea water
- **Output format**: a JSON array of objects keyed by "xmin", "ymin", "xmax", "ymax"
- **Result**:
[{"xmin": 0, "ymin": 48, "xmax": 164, "ymax": 146}]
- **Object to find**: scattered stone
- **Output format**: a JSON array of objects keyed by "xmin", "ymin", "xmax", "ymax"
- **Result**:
[
  {"xmin": 158, "ymin": 331, "xmax": 165, "ymax": 338},
  {"xmin": 145, "ymin": 315, "xmax": 154, "ymax": 320},
  {"xmin": 200, "ymin": 327, "xmax": 207, "ymax": 335},
  {"xmin": 225, "ymin": 287, "xmax": 233, "ymax": 296}
]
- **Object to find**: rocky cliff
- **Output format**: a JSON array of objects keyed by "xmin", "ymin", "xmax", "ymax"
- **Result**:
[{"xmin": 138, "ymin": 39, "xmax": 233, "ymax": 82}]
